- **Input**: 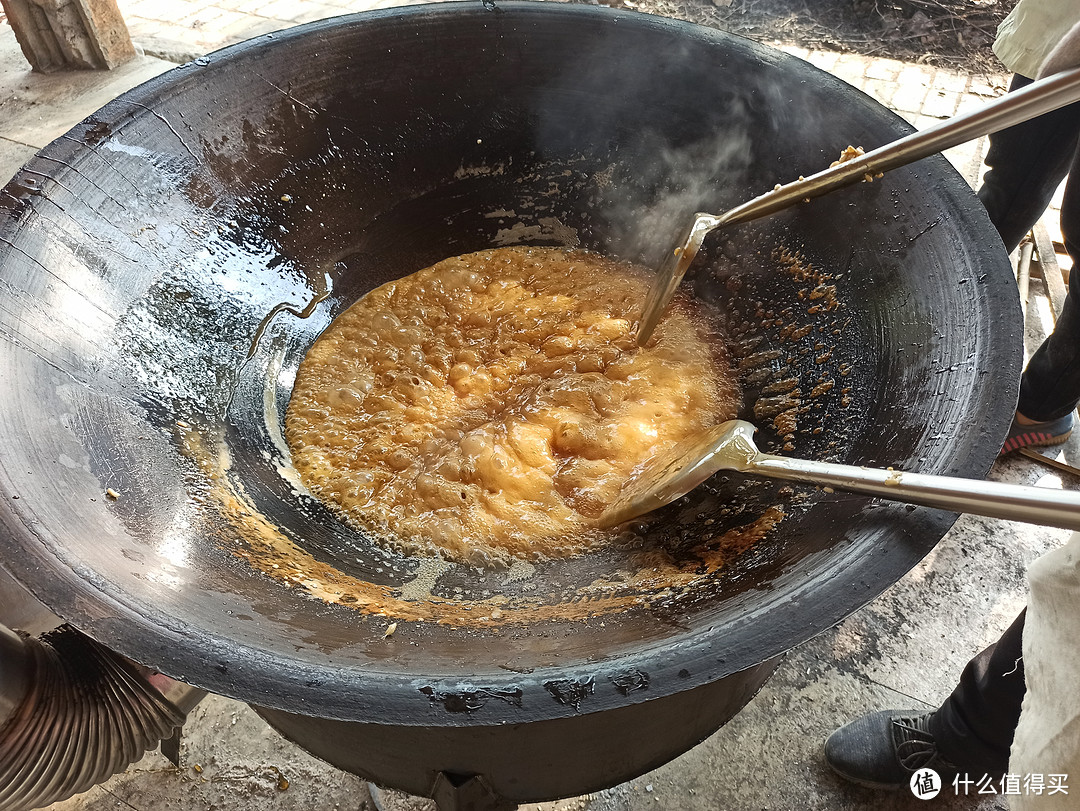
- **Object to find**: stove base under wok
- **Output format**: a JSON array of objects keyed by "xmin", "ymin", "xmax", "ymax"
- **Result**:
[{"xmin": 252, "ymin": 658, "xmax": 780, "ymax": 810}]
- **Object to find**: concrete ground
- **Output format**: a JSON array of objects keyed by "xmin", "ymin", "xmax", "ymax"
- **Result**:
[{"xmin": 1, "ymin": 2, "xmax": 1077, "ymax": 809}]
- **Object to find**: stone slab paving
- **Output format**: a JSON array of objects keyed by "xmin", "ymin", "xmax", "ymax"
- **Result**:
[
  {"xmin": 0, "ymin": 4, "xmax": 1074, "ymax": 810},
  {"xmin": 115, "ymin": 0, "xmax": 429, "ymax": 62}
]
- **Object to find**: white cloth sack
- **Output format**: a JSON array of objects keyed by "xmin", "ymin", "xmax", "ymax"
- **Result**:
[
  {"xmin": 994, "ymin": 0, "xmax": 1080, "ymax": 77},
  {"xmin": 1009, "ymin": 530, "xmax": 1080, "ymax": 809}
]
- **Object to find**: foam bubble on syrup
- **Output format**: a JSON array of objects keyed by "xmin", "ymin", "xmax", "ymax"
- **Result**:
[
  {"xmin": 398, "ymin": 557, "xmax": 454, "ymax": 602},
  {"xmin": 504, "ymin": 560, "xmax": 537, "ymax": 584}
]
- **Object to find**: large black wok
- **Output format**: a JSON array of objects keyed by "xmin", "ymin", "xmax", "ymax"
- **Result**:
[{"xmin": 0, "ymin": 1, "xmax": 1019, "ymax": 803}]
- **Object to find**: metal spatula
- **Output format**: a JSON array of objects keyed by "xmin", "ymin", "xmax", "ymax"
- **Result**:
[
  {"xmin": 636, "ymin": 65, "xmax": 1080, "ymax": 345},
  {"xmin": 597, "ymin": 420, "xmax": 1080, "ymax": 531}
]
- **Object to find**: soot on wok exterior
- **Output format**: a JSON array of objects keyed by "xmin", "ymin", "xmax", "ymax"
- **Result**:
[{"xmin": 0, "ymin": 0, "xmax": 1018, "ymax": 754}]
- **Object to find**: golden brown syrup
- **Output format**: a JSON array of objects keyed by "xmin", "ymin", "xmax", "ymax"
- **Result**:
[{"xmin": 285, "ymin": 246, "xmax": 739, "ymax": 565}]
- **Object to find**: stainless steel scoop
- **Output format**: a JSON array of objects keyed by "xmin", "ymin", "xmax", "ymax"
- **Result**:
[
  {"xmin": 598, "ymin": 420, "xmax": 1080, "ymax": 531},
  {"xmin": 636, "ymin": 65, "xmax": 1080, "ymax": 344}
]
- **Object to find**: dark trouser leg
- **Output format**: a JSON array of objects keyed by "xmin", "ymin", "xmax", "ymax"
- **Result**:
[
  {"xmin": 929, "ymin": 610, "xmax": 1026, "ymax": 775},
  {"xmin": 978, "ymin": 75, "xmax": 1080, "ymax": 254},
  {"xmin": 1017, "ymin": 159, "xmax": 1080, "ymax": 420},
  {"xmin": 979, "ymin": 74, "xmax": 1080, "ymax": 421}
]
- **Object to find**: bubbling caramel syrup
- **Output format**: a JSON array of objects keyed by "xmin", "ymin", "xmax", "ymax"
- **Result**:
[{"xmin": 285, "ymin": 246, "xmax": 740, "ymax": 566}]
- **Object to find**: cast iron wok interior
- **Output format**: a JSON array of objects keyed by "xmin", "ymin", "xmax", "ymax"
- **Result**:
[{"xmin": 0, "ymin": 3, "xmax": 1019, "ymax": 724}]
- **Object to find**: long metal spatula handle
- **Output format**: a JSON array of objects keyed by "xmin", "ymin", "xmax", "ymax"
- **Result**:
[
  {"xmin": 715, "ymin": 65, "xmax": 1080, "ymax": 229},
  {"xmin": 749, "ymin": 452, "xmax": 1080, "ymax": 532},
  {"xmin": 636, "ymin": 66, "xmax": 1080, "ymax": 345}
]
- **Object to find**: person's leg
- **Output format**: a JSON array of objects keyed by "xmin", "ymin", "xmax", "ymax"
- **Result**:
[
  {"xmin": 825, "ymin": 610, "xmax": 1026, "ymax": 788},
  {"xmin": 978, "ymin": 75, "xmax": 1080, "ymax": 254},
  {"xmin": 1015, "ymin": 158, "xmax": 1080, "ymax": 422},
  {"xmin": 928, "ymin": 610, "xmax": 1027, "ymax": 776}
]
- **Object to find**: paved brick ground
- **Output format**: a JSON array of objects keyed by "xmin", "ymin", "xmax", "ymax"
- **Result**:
[{"xmin": 115, "ymin": 0, "xmax": 429, "ymax": 61}]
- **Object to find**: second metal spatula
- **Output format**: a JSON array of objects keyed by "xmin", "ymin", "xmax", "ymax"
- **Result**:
[{"xmin": 598, "ymin": 420, "xmax": 1080, "ymax": 531}]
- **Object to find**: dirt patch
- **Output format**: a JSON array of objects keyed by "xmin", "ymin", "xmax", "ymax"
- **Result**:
[{"xmin": 619, "ymin": 0, "xmax": 1010, "ymax": 73}]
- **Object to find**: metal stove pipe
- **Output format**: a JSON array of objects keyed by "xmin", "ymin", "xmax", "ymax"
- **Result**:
[{"xmin": 0, "ymin": 623, "xmax": 187, "ymax": 811}]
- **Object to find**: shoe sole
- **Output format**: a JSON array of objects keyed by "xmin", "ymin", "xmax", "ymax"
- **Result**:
[{"xmin": 1001, "ymin": 429, "xmax": 1072, "ymax": 454}]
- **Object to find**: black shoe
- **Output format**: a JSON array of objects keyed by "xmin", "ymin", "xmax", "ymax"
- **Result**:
[{"xmin": 824, "ymin": 710, "xmax": 959, "ymax": 791}]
